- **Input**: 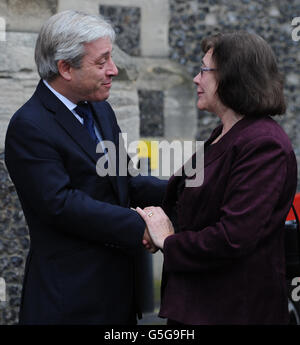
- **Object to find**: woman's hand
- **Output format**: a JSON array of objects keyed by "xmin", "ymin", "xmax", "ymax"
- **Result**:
[{"xmin": 136, "ymin": 206, "xmax": 175, "ymax": 250}]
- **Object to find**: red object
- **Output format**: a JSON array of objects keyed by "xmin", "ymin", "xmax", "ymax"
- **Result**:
[{"xmin": 286, "ymin": 193, "xmax": 300, "ymax": 220}]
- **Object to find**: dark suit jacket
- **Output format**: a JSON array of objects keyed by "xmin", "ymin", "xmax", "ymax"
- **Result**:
[
  {"xmin": 5, "ymin": 80, "xmax": 167, "ymax": 324},
  {"xmin": 160, "ymin": 116, "xmax": 297, "ymax": 324}
]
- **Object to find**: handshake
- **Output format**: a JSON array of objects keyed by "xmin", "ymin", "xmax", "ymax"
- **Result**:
[{"xmin": 135, "ymin": 206, "xmax": 175, "ymax": 254}]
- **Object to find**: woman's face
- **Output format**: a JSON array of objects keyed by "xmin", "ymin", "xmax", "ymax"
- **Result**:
[{"xmin": 193, "ymin": 48, "xmax": 221, "ymax": 113}]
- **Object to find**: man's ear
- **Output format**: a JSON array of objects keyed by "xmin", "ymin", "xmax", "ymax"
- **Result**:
[{"xmin": 57, "ymin": 60, "xmax": 72, "ymax": 81}]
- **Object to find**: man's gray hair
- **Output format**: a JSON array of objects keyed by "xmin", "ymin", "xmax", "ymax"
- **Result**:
[{"xmin": 35, "ymin": 10, "xmax": 115, "ymax": 81}]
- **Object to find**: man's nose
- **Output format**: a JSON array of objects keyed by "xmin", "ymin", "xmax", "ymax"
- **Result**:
[{"xmin": 108, "ymin": 58, "xmax": 118, "ymax": 76}]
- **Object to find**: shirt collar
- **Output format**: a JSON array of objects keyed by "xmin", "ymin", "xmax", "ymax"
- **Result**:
[{"xmin": 43, "ymin": 79, "xmax": 77, "ymax": 111}]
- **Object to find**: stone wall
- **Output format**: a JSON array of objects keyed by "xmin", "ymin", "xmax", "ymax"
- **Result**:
[
  {"xmin": 168, "ymin": 0, "xmax": 300, "ymax": 186},
  {"xmin": 0, "ymin": 155, "xmax": 26, "ymax": 323}
]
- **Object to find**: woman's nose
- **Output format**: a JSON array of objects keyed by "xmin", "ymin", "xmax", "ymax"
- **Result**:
[{"xmin": 193, "ymin": 72, "xmax": 201, "ymax": 84}]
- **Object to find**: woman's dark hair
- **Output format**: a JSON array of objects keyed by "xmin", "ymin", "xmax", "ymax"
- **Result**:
[{"xmin": 201, "ymin": 31, "xmax": 286, "ymax": 117}]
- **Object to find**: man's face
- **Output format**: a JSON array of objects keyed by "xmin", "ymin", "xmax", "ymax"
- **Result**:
[{"xmin": 70, "ymin": 37, "xmax": 118, "ymax": 103}]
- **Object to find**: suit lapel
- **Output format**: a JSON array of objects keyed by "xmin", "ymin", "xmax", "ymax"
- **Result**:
[
  {"xmin": 54, "ymin": 101, "xmax": 104, "ymax": 164},
  {"xmin": 36, "ymin": 80, "xmax": 103, "ymax": 164},
  {"xmin": 35, "ymin": 80, "xmax": 120, "ymax": 201}
]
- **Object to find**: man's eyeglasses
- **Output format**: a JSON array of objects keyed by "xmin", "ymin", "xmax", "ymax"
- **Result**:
[{"xmin": 199, "ymin": 66, "xmax": 217, "ymax": 76}]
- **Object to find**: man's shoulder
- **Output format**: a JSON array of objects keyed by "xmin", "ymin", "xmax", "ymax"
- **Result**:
[
  {"xmin": 92, "ymin": 100, "xmax": 114, "ymax": 113},
  {"xmin": 10, "ymin": 92, "xmax": 45, "ymax": 125},
  {"xmin": 92, "ymin": 100, "xmax": 118, "ymax": 128},
  {"xmin": 10, "ymin": 79, "xmax": 62, "ymax": 123}
]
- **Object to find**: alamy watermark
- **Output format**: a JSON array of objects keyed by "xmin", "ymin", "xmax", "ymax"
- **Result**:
[
  {"xmin": 291, "ymin": 17, "xmax": 300, "ymax": 42},
  {"xmin": 291, "ymin": 277, "xmax": 300, "ymax": 302},
  {"xmin": 0, "ymin": 17, "xmax": 6, "ymax": 42},
  {"xmin": 0, "ymin": 277, "xmax": 6, "ymax": 303},
  {"xmin": 95, "ymin": 134, "xmax": 204, "ymax": 188}
]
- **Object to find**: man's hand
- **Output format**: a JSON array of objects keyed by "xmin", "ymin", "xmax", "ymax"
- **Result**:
[{"xmin": 143, "ymin": 227, "xmax": 159, "ymax": 253}]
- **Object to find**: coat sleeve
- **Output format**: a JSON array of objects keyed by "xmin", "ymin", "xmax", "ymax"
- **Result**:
[
  {"xmin": 5, "ymin": 117, "xmax": 145, "ymax": 250},
  {"xmin": 128, "ymin": 175, "xmax": 168, "ymax": 208},
  {"xmin": 162, "ymin": 135, "xmax": 293, "ymax": 273}
]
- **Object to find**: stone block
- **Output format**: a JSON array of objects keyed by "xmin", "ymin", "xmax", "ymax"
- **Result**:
[
  {"xmin": 112, "ymin": 45, "xmax": 138, "ymax": 81},
  {"xmin": 117, "ymin": 116, "xmax": 140, "ymax": 150},
  {"xmin": 135, "ymin": 57, "xmax": 197, "ymax": 140},
  {"xmin": 98, "ymin": 0, "xmax": 169, "ymax": 57},
  {"xmin": 0, "ymin": 159, "xmax": 29, "ymax": 325},
  {"xmin": 100, "ymin": 5, "xmax": 141, "ymax": 56},
  {"xmin": 0, "ymin": 31, "xmax": 39, "ymax": 149},
  {"xmin": 164, "ymin": 98, "xmax": 197, "ymax": 140},
  {"xmin": 140, "ymin": 0, "xmax": 169, "ymax": 57},
  {"xmin": 0, "ymin": 78, "xmax": 39, "ymax": 150},
  {"xmin": 109, "ymin": 81, "xmax": 140, "ymax": 145},
  {"xmin": 135, "ymin": 57, "xmax": 191, "ymax": 91},
  {"xmin": 0, "ymin": 32, "xmax": 37, "ymax": 73},
  {"xmin": 58, "ymin": 0, "xmax": 99, "ymax": 15},
  {"xmin": 60, "ymin": 0, "xmax": 170, "ymax": 57},
  {"xmin": 2, "ymin": 0, "xmax": 57, "ymax": 33},
  {"xmin": 138, "ymin": 90, "xmax": 164, "ymax": 137}
]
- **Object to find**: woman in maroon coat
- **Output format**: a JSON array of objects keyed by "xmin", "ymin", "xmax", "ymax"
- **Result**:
[{"xmin": 137, "ymin": 32, "xmax": 298, "ymax": 324}]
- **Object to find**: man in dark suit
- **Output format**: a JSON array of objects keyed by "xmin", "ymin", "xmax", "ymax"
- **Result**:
[{"xmin": 4, "ymin": 10, "xmax": 166, "ymax": 325}]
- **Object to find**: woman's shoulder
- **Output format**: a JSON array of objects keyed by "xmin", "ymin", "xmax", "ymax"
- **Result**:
[{"xmin": 233, "ymin": 116, "xmax": 294, "ymax": 153}]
